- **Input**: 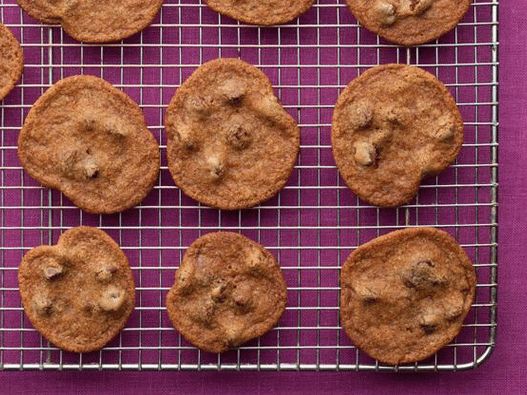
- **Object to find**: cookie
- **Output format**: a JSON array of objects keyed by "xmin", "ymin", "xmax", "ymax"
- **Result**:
[
  {"xmin": 0, "ymin": 23, "xmax": 23, "ymax": 101},
  {"xmin": 18, "ymin": 75, "xmax": 160, "ymax": 214},
  {"xmin": 205, "ymin": 0, "xmax": 314, "ymax": 25},
  {"xmin": 340, "ymin": 227, "xmax": 476, "ymax": 365},
  {"xmin": 16, "ymin": 0, "xmax": 162, "ymax": 43},
  {"xmin": 18, "ymin": 227, "xmax": 135, "ymax": 353},
  {"xmin": 346, "ymin": 0, "xmax": 472, "ymax": 46},
  {"xmin": 332, "ymin": 64, "xmax": 463, "ymax": 207},
  {"xmin": 166, "ymin": 232, "xmax": 287, "ymax": 353},
  {"xmin": 165, "ymin": 58, "xmax": 299, "ymax": 210}
]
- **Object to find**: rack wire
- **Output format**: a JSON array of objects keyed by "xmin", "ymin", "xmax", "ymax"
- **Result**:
[{"xmin": 0, "ymin": 0, "xmax": 498, "ymax": 371}]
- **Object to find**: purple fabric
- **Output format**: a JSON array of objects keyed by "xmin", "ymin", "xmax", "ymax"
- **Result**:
[{"xmin": 0, "ymin": 0, "xmax": 525, "ymax": 393}]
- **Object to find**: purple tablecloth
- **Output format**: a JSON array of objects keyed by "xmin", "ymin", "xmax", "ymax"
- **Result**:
[{"xmin": 1, "ymin": 0, "xmax": 525, "ymax": 393}]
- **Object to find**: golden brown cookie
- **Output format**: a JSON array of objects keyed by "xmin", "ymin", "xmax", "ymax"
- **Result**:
[
  {"xmin": 346, "ymin": 0, "xmax": 472, "ymax": 46},
  {"xmin": 18, "ymin": 227, "xmax": 135, "ymax": 353},
  {"xmin": 205, "ymin": 0, "xmax": 314, "ymax": 25},
  {"xmin": 18, "ymin": 75, "xmax": 160, "ymax": 214},
  {"xmin": 0, "ymin": 23, "xmax": 23, "ymax": 101},
  {"xmin": 165, "ymin": 58, "xmax": 299, "ymax": 210},
  {"xmin": 332, "ymin": 64, "xmax": 463, "ymax": 207},
  {"xmin": 16, "ymin": 0, "xmax": 163, "ymax": 43},
  {"xmin": 340, "ymin": 227, "xmax": 476, "ymax": 365},
  {"xmin": 166, "ymin": 232, "xmax": 287, "ymax": 353}
]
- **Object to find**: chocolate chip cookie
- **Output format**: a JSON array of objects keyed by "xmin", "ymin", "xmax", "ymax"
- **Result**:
[
  {"xmin": 0, "ymin": 23, "xmax": 23, "ymax": 101},
  {"xmin": 205, "ymin": 0, "xmax": 314, "ymax": 25},
  {"xmin": 346, "ymin": 0, "xmax": 472, "ymax": 46},
  {"xmin": 18, "ymin": 75, "xmax": 160, "ymax": 214},
  {"xmin": 340, "ymin": 227, "xmax": 476, "ymax": 365},
  {"xmin": 332, "ymin": 64, "xmax": 463, "ymax": 207},
  {"xmin": 165, "ymin": 58, "xmax": 299, "ymax": 210},
  {"xmin": 17, "ymin": 0, "xmax": 163, "ymax": 43},
  {"xmin": 18, "ymin": 227, "xmax": 135, "ymax": 353},
  {"xmin": 166, "ymin": 232, "xmax": 287, "ymax": 353}
]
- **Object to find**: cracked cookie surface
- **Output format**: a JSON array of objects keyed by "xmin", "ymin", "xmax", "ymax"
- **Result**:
[
  {"xmin": 205, "ymin": 0, "xmax": 314, "ymax": 25},
  {"xmin": 340, "ymin": 227, "xmax": 476, "ymax": 365},
  {"xmin": 17, "ymin": 0, "xmax": 163, "ymax": 43},
  {"xmin": 165, "ymin": 58, "xmax": 299, "ymax": 210},
  {"xmin": 0, "ymin": 23, "xmax": 23, "ymax": 101},
  {"xmin": 166, "ymin": 232, "xmax": 287, "ymax": 353},
  {"xmin": 18, "ymin": 227, "xmax": 135, "ymax": 353},
  {"xmin": 332, "ymin": 64, "xmax": 463, "ymax": 207},
  {"xmin": 346, "ymin": 0, "xmax": 472, "ymax": 45},
  {"xmin": 18, "ymin": 75, "xmax": 160, "ymax": 214}
]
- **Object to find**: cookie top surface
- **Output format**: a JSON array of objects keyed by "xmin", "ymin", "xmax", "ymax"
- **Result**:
[
  {"xmin": 205, "ymin": 0, "xmax": 314, "ymax": 25},
  {"xmin": 165, "ymin": 58, "xmax": 299, "ymax": 210},
  {"xmin": 340, "ymin": 227, "xmax": 476, "ymax": 365},
  {"xmin": 346, "ymin": 0, "xmax": 472, "ymax": 46},
  {"xmin": 0, "ymin": 23, "xmax": 23, "ymax": 101},
  {"xmin": 166, "ymin": 232, "xmax": 287, "ymax": 353},
  {"xmin": 16, "ymin": 0, "xmax": 162, "ymax": 43},
  {"xmin": 18, "ymin": 227, "xmax": 135, "ymax": 353},
  {"xmin": 332, "ymin": 64, "xmax": 463, "ymax": 207},
  {"xmin": 18, "ymin": 75, "xmax": 160, "ymax": 214}
]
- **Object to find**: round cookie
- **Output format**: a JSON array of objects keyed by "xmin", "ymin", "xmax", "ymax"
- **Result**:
[
  {"xmin": 205, "ymin": 0, "xmax": 314, "ymax": 25},
  {"xmin": 18, "ymin": 227, "xmax": 135, "ymax": 353},
  {"xmin": 332, "ymin": 64, "xmax": 463, "ymax": 207},
  {"xmin": 166, "ymin": 232, "xmax": 287, "ymax": 353},
  {"xmin": 0, "ymin": 23, "xmax": 23, "ymax": 101},
  {"xmin": 340, "ymin": 227, "xmax": 476, "ymax": 365},
  {"xmin": 18, "ymin": 75, "xmax": 160, "ymax": 214},
  {"xmin": 346, "ymin": 0, "xmax": 472, "ymax": 46},
  {"xmin": 16, "ymin": 0, "xmax": 163, "ymax": 43},
  {"xmin": 165, "ymin": 58, "xmax": 299, "ymax": 210}
]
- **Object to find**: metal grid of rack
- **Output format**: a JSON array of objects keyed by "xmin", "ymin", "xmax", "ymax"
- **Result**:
[{"xmin": 0, "ymin": 0, "xmax": 498, "ymax": 371}]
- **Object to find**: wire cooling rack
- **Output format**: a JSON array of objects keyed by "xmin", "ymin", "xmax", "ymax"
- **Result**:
[{"xmin": 0, "ymin": 0, "xmax": 498, "ymax": 371}]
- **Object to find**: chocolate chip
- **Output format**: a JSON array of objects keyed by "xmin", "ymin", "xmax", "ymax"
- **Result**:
[
  {"xmin": 362, "ymin": 296, "xmax": 378, "ymax": 306},
  {"xmin": 420, "ymin": 323, "xmax": 437, "ymax": 335},
  {"xmin": 226, "ymin": 125, "xmax": 252, "ymax": 150},
  {"xmin": 402, "ymin": 259, "xmax": 445, "ymax": 289}
]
